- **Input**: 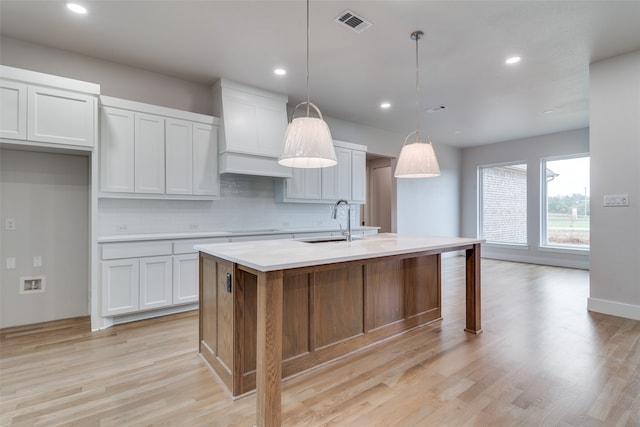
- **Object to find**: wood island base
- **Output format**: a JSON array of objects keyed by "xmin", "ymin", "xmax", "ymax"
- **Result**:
[
  {"xmin": 197, "ymin": 235, "xmax": 482, "ymax": 427},
  {"xmin": 199, "ymin": 252, "xmax": 442, "ymax": 397}
]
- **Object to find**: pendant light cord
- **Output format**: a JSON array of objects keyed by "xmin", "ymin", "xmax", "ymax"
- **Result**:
[
  {"xmin": 415, "ymin": 32, "xmax": 421, "ymax": 138},
  {"xmin": 306, "ymin": 0, "xmax": 310, "ymax": 116}
]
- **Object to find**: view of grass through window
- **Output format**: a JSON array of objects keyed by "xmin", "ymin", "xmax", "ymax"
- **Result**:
[
  {"xmin": 480, "ymin": 163, "xmax": 527, "ymax": 244},
  {"xmin": 543, "ymin": 156, "xmax": 590, "ymax": 248}
]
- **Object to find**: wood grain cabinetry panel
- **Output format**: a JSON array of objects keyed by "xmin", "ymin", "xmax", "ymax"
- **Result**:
[
  {"xmin": 283, "ymin": 273, "xmax": 310, "ymax": 360},
  {"xmin": 405, "ymin": 255, "xmax": 440, "ymax": 318},
  {"xmin": 200, "ymin": 255, "xmax": 217, "ymax": 355},
  {"xmin": 314, "ymin": 265, "xmax": 364, "ymax": 348},
  {"xmin": 239, "ymin": 271, "xmax": 257, "ymax": 376},
  {"xmin": 216, "ymin": 260, "xmax": 234, "ymax": 374},
  {"xmin": 365, "ymin": 259, "xmax": 405, "ymax": 331}
]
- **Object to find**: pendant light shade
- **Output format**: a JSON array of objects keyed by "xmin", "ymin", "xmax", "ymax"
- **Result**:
[
  {"xmin": 279, "ymin": 102, "xmax": 337, "ymax": 168},
  {"xmin": 395, "ymin": 30, "xmax": 441, "ymax": 179},
  {"xmin": 395, "ymin": 131, "xmax": 440, "ymax": 178},
  {"xmin": 279, "ymin": 0, "xmax": 336, "ymax": 168}
]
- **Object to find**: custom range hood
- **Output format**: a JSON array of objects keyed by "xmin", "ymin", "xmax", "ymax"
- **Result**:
[{"xmin": 212, "ymin": 79, "xmax": 293, "ymax": 178}]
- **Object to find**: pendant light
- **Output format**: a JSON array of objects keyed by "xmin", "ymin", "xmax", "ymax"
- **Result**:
[
  {"xmin": 394, "ymin": 31, "xmax": 441, "ymax": 178},
  {"xmin": 279, "ymin": 0, "xmax": 337, "ymax": 168}
]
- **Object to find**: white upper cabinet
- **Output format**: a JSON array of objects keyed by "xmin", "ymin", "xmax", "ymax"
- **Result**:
[
  {"xmin": 99, "ymin": 96, "xmax": 219, "ymax": 199},
  {"xmin": 134, "ymin": 113, "xmax": 165, "ymax": 194},
  {"xmin": 166, "ymin": 118, "xmax": 193, "ymax": 195},
  {"xmin": 213, "ymin": 79, "xmax": 292, "ymax": 178},
  {"xmin": 100, "ymin": 107, "xmax": 135, "ymax": 193},
  {"xmin": 285, "ymin": 168, "xmax": 322, "ymax": 200},
  {"xmin": 27, "ymin": 86, "xmax": 95, "ymax": 147},
  {"xmin": 0, "ymin": 66, "xmax": 99, "ymax": 150},
  {"xmin": 351, "ymin": 149, "xmax": 367, "ymax": 204},
  {"xmin": 322, "ymin": 147, "xmax": 352, "ymax": 201},
  {"xmin": 277, "ymin": 140, "xmax": 367, "ymax": 204},
  {"xmin": 0, "ymin": 80, "xmax": 27, "ymax": 140},
  {"xmin": 192, "ymin": 123, "xmax": 218, "ymax": 196}
]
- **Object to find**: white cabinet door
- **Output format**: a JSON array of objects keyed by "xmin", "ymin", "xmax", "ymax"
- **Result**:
[
  {"xmin": 173, "ymin": 254, "xmax": 199, "ymax": 304},
  {"xmin": 139, "ymin": 256, "xmax": 172, "ymax": 310},
  {"xmin": 322, "ymin": 147, "xmax": 351, "ymax": 202},
  {"xmin": 100, "ymin": 107, "xmax": 135, "ymax": 193},
  {"xmin": 27, "ymin": 85, "xmax": 95, "ymax": 147},
  {"xmin": 0, "ymin": 80, "xmax": 27, "ymax": 140},
  {"xmin": 286, "ymin": 168, "xmax": 321, "ymax": 200},
  {"xmin": 193, "ymin": 123, "xmax": 219, "ymax": 196},
  {"xmin": 135, "ymin": 113, "xmax": 165, "ymax": 194},
  {"xmin": 304, "ymin": 168, "xmax": 322, "ymax": 200},
  {"xmin": 165, "ymin": 118, "xmax": 193, "ymax": 195},
  {"xmin": 351, "ymin": 150, "xmax": 367, "ymax": 203},
  {"xmin": 286, "ymin": 168, "xmax": 306, "ymax": 199},
  {"xmin": 101, "ymin": 259, "xmax": 139, "ymax": 316}
]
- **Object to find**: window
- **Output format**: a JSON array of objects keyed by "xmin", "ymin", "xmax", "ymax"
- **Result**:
[
  {"xmin": 542, "ymin": 155, "xmax": 590, "ymax": 249},
  {"xmin": 479, "ymin": 163, "xmax": 527, "ymax": 245}
]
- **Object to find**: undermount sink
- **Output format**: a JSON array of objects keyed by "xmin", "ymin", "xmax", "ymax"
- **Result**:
[{"xmin": 300, "ymin": 236, "xmax": 363, "ymax": 243}]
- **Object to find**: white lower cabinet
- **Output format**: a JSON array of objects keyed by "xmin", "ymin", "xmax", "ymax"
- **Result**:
[
  {"xmin": 101, "ymin": 259, "xmax": 140, "ymax": 316},
  {"xmin": 139, "ymin": 256, "xmax": 173, "ymax": 310},
  {"xmin": 101, "ymin": 255, "xmax": 172, "ymax": 316},
  {"xmin": 173, "ymin": 254, "xmax": 199, "ymax": 304}
]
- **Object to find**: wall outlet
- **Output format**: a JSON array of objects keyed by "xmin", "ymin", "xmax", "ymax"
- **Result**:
[
  {"xmin": 117, "ymin": 224, "xmax": 128, "ymax": 232},
  {"xmin": 20, "ymin": 276, "xmax": 46, "ymax": 294},
  {"xmin": 5, "ymin": 218, "xmax": 16, "ymax": 231},
  {"xmin": 33, "ymin": 256, "xmax": 43, "ymax": 268},
  {"xmin": 6, "ymin": 257, "xmax": 16, "ymax": 269},
  {"xmin": 190, "ymin": 223, "xmax": 200, "ymax": 230}
]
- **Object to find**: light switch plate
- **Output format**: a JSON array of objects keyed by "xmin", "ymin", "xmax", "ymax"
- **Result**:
[
  {"xmin": 6, "ymin": 257, "xmax": 16, "ymax": 269},
  {"xmin": 5, "ymin": 218, "xmax": 16, "ymax": 231},
  {"xmin": 603, "ymin": 194, "xmax": 630, "ymax": 207}
]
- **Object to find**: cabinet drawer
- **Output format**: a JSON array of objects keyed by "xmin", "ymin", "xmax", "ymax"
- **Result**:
[{"xmin": 101, "ymin": 241, "xmax": 172, "ymax": 260}]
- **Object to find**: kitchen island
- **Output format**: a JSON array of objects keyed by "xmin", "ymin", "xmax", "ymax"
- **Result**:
[{"xmin": 196, "ymin": 233, "xmax": 482, "ymax": 427}]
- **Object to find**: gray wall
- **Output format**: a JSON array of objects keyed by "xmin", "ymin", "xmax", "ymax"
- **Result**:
[
  {"xmin": 588, "ymin": 50, "xmax": 640, "ymax": 321},
  {"xmin": 461, "ymin": 128, "xmax": 590, "ymax": 268},
  {"xmin": 1, "ymin": 149, "xmax": 89, "ymax": 328},
  {"xmin": 397, "ymin": 143, "xmax": 461, "ymax": 238},
  {"xmin": 0, "ymin": 36, "xmax": 212, "ymax": 115}
]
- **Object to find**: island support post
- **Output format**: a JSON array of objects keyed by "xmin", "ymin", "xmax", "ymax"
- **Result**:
[
  {"xmin": 256, "ymin": 270, "xmax": 283, "ymax": 427},
  {"xmin": 465, "ymin": 243, "xmax": 482, "ymax": 334}
]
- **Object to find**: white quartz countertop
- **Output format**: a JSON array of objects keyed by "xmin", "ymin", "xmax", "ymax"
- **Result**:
[
  {"xmin": 97, "ymin": 226, "xmax": 379, "ymax": 243},
  {"xmin": 195, "ymin": 233, "xmax": 483, "ymax": 272}
]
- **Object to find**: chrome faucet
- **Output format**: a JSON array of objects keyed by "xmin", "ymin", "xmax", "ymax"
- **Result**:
[{"xmin": 332, "ymin": 199, "xmax": 351, "ymax": 241}]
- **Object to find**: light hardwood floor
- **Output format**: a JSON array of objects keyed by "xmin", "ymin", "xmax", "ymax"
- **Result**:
[{"xmin": 1, "ymin": 258, "xmax": 639, "ymax": 426}]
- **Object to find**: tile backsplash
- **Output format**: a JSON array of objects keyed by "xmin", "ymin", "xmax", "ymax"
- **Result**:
[{"xmin": 98, "ymin": 174, "xmax": 359, "ymax": 235}]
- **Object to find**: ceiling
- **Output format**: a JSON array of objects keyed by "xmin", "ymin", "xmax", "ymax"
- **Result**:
[{"xmin": 2, "ymin": 1, "xmax": 640, "ymax": 148}]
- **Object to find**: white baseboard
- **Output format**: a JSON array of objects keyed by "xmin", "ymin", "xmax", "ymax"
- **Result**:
[
  {"xmin": 102, "ymin": 303, "xmax": 198, "ymax": 329},
  {"xmin": 587, "ymin": 297, "xmax": 640, "ymax": 321}
]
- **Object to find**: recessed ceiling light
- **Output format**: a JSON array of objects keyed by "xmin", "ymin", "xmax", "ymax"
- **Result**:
[
  {"xmin": 543, "ymin": 109, "xmax": 555, "ymax": 114},
  {"xmin": 66, "ymin": 3, "xmax": 87, "ymax": 14},
  {"xmin": 380, "ymin": 102, "xmax": 391, "ymax": 109},
  {"xmin": 505, "ymin": 56, "xmax": 521, "ymax": 65},
  {"xmin": 274, "ymin": 68, "xmax": 286, "ymax": 76},
  {"xmin": 455, "ymin": 130, "xmax": 463, "ymax": 134}
]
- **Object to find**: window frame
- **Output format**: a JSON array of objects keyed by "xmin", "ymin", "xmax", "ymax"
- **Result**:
[{"xmin": 540, "ymin": 153, "xmax": 590, "ymax": 252}]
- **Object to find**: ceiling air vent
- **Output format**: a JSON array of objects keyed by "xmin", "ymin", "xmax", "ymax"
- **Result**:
[{"xmin": 335, "ymin": 10, "xmax": 372, "ymax": 34}]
